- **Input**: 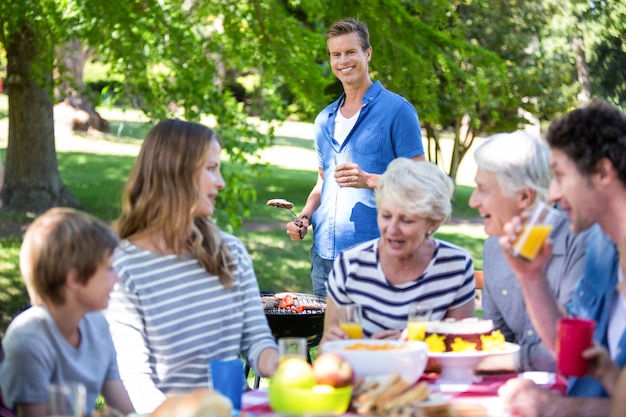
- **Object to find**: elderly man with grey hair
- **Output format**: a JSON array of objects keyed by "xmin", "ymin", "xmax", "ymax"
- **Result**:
[{"xmin": 469, "ymin": 131, "xmax": 593, "ymax": 372}]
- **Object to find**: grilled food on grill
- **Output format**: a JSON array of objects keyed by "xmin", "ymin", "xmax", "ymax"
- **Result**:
[
  {"xmin": 261, "ymin": 293, "xmax": 325, "ymax": 312},
  {"xmin": 261, "ymin": 296, "xmax": 279, "ymax": 310}
]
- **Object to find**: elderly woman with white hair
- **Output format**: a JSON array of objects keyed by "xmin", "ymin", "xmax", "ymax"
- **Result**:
[
  {"xmin": 321, "ymin": 158, "xmax": 475, "ymax": 343},
  {"xmin": 469, "ymin": 131, "xmax": 593, "ymax": 372}
]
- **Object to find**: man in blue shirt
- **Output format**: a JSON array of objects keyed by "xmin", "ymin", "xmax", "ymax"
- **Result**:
[
  {"xmin": 497, "ymin": 99, "xmax": 626, "ymax": 416},
  {"xmin": 286, "ymin": 18, "xmax": 424, "ymax": 296}
]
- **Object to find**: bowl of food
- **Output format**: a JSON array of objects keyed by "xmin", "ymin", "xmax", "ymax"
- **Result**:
[
  {"xmin": 268, "ymin": 382, "xmax": 352, "ymax": 416},
  {"xmin": 321, "ymin": 339, "xmax": 428, "ymax": 383}
]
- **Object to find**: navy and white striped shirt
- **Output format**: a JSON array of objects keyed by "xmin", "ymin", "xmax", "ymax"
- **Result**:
[
  {"xmin": 327, "ymin": 238, "xmax": 475, "ymax": 337},
  {"xmin": 104, "ymin": 232, "xmax": 276, "ymax": 413}
]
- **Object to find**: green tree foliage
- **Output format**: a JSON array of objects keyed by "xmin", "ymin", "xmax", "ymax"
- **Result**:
[
  {"xmin": 582, "ymin": 0, "xmax": 626, "ymax": 107},
  {"xmin": 2, "ymin": 0, "xmax": 624, "ymax": 223},
  {"xmin": 0, "ymin": 0, "xmax": 332, "ymax": 228}
]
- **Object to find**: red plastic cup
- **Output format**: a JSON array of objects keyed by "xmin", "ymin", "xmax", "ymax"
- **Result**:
[{"xmin": 556, "ymin": 317, "xmax": 596, "ymax": 377}]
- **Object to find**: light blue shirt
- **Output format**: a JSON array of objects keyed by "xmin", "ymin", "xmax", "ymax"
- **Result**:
[
  {"xmin": 312, "ymin": 81, "xmax": 424, "ymax": 260},
  {"xmin": 566, "ymin": 227, "xmax": 626, "ymax": 398},
  {"xmin": 0, "ymin": 308, "xmax": 119, "ymax": 416}
]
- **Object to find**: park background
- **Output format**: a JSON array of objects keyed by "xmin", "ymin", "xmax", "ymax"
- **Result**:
[{"xmin": 1, "ymin": 1, "xmax": 625, "ymax": 336}]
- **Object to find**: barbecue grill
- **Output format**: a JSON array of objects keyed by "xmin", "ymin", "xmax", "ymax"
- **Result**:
[
  {"xmin": 261, "ymin": 291, "xmax": 326, "ymax": 347},
  {"xmin": 246, "ymin": 291, "xmax": 326, "ymax": 388}
]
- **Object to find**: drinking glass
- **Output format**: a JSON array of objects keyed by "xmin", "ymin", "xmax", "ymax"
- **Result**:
[
  {"xmin": 209, "ymin": 358, "xmax": 244, "ymax": 410},
  {"xmin": 407, "ymin": 303, "xmax": 433, "ymax": 341},
  {"xmin": 278, "ymin": 337, "xmax": 308, "ymax": 361},
  {"xmin": 337, "ymin": 304, "xmax": 363, "ymax": 339},
  {"xmin": 47, "ymin": 382, "xmax": 86, "ymax": 417},
  {"xmin": 511, "ymin": 201, "xmax": 561, "ymax": 261},
  {"xmin": 333, "ymin": 149, "xmax": 352, "ymax": 166},
  {"xmin": 556, "ymin": 317, "xmax": 596, "ymax": 377}
]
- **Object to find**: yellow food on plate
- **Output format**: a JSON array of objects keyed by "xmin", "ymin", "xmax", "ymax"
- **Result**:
[
  {"xmin": 344, "ymin": 342, "xmax": 408, "ymax": 351},
  {"xmin": 450, "ymin": 338, "xmax": 477, "ymax": 352},
  {"xmin": 424, "ymin": 334, "xmax": 446, "ymax": 353},
  {"xmin": 481, "ymin": 330, "xmax": 507, "ymax": 351}
]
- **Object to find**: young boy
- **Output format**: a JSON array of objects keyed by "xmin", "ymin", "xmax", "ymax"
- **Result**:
[{"xmin": 0, "ymin": 207, "xmax": 134, "ymax": 417}]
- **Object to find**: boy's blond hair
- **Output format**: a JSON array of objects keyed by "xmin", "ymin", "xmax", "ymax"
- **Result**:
[{"xmin": 19, "ymin": 207, "xmax": 119, "ymax": 305}]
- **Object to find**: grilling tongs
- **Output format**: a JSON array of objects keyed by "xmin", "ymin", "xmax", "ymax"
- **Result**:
[{"xmin": 266, "ymin": 198, "xmax": 306, "ymax": 238}]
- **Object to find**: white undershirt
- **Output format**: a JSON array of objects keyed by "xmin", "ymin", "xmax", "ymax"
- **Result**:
[
  {"xmin": 608, "ymin": 267, "xmax": 626, "ymax": 359},
  {"xmin": 334, "ymin": 108, "xmax": 360, "ymax": 145}
]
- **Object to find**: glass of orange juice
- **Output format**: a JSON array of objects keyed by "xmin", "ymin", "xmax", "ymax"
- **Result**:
[
  {"xmin": 511, "ymin": 201, "xmax": 561, "ymax": 261},
  {"xmin": 338, "ymin": 304, "xmax": 364, "ymax": 339},
  {"xmin": 278, "ymin": 337, "xmax": 308, "ymax": 362},
  {"xmin": 407, "ymin": 303, "xmax": 432, "ymax": 341}
]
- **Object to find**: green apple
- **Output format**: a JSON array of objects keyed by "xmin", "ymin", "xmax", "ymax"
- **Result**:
[{"xmin": 271, "ymin": 358, "xmax": 316, "ymax": 388}]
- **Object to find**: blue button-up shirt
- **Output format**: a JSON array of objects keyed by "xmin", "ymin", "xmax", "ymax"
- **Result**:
[
  {"xmin": 311, "ymin": 81, "xmax": 424, "ymax": 260},
  {"xmin": 566, "ymin": 227, "xmax": 626, "ymax": 398}
]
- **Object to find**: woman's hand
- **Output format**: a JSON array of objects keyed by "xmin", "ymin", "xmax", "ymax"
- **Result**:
[
  {"xmin": 370, "ymin": 329, "xmax": 401, "ymax": 340},
  {"xmin": 320, "ymin": 325, "xmax": 350, "ymax": 348},
  {"xmin": 258, "ymin": 347, "xmax": 280, "ymax": 377}
]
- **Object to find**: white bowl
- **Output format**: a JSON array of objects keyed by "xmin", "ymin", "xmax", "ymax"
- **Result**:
[{"xmin": 321, "ymin": 339, "xmax": 428, "ymax": 383}]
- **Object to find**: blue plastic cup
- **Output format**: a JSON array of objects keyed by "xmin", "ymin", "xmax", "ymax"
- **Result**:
[{"xmin": 209, "ymin": 358, "xmax": 244, "ymax": 410}]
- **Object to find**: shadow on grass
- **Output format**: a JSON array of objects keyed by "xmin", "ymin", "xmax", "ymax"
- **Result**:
[
  {"xmin": 0, "ymin": 236, "xmax": 28, "ymax": 338},
  {"xmin": 272, "ymin": 135, "xmax": 315, "ymax": 151},
  {"xmin": 239, "ymin": 228, "xmax": 313, "ymax": 294},
  {"xmin": 58, "ymin": 151, "xmax": 137, "ymax": 222},
  {"xmin": 106, "ymin": 120, "xmax": 152, "ymax": 142},
  {"xmin": 454, "ymin": 185, "xmax": 480, "ymax": 219}
]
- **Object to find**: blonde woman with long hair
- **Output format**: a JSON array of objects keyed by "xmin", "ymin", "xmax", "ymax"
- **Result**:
[{"xmin": 105, "ymin": 119, "xmax": 278, "ymax": 413}]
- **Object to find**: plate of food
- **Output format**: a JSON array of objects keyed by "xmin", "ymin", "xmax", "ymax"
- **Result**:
[
  {"xmin": 351, "ymin": 373, "xmax": 437, "ymax": 415},
  {"xmin": 321, "ymin": 339, "xmax": 429, "ymax": 384},
  {"xmin": 423, "ymin": 318, "xmax": 520, "ymax": 386}
]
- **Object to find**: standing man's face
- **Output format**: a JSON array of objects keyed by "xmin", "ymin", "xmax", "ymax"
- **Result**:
[
  {"xmin": 327, "ymin": 32, "xmax": 371, "ymax": 88},
  {"xmin": 549, "ymin": 149, "xmax": 602, "ymax": 233}
]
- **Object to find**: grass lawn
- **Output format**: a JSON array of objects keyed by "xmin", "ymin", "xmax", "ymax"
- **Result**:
[{"xmin": 0, "ymin": 97, "xmax": 486, "ymax": 336}]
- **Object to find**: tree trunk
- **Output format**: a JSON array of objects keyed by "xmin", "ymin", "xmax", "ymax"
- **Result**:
[
  {"xmin": 449, "ymin": 114, "xmax": 467, "ymax": 183},
  {"xmin": 55, "ymin": 38, "xmax": 90, "ymax": 101},
  {"xmin": 573, "ymin": 36, "xmax": 592, "ymax": 104},
  {"xmin": 54, "ymin": 39, "xmax": 109, "ymax": 132},
  {"xmin": 423, "ymin": 122, "xmax": 443, "ymax": 165},
  {"xmin": 2, "ymin": 23, "xmax": 78, "ymax": 214}
]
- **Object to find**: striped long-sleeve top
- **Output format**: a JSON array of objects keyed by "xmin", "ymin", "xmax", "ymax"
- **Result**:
[
  {"xmin": 104, "ymin": 232, "xmax": 276, "ymax": 413},
  {"xmin": 327, "ymin": 238, "xmax": 475, "ymax": 336}
]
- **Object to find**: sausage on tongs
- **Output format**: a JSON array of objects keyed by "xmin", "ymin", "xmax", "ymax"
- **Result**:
[{"xmin": 267, "ymin": 198, "xmax": 306, "ymax": 238}]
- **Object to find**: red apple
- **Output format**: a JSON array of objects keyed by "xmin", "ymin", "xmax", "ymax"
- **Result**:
[{"xmin": 312, "ymin": 352, "xmax": 354, "ymax": 388}]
